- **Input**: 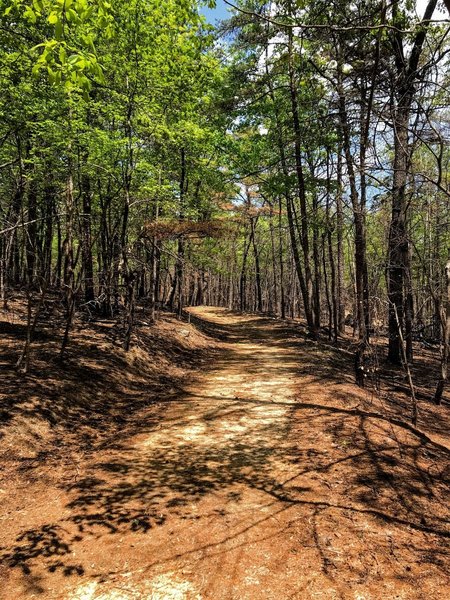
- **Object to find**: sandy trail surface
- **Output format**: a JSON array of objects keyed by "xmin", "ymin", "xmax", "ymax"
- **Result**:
[{"xmin": 1, "ymin": 307, "xmax": 449, "ymax": 600}]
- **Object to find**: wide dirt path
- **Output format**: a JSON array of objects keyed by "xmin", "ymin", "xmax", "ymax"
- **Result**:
[{"xmin": 1, "ymin": 307, "xmax": 450, "ymax": 599}]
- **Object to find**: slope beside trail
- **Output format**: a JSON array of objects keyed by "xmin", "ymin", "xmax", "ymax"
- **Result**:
[{"xmin": 1, "ymin": 307, "xmax": 450, "ymax": 600}]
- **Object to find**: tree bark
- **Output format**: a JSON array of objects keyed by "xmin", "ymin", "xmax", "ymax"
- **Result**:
[
  {"xmin": 387, "ymin": 0, "xmax": 438, "ymax": 363},
  {"xmin": 337, "ymin": 79, "xmax": 369, "ymax": 345},
  {"xmin": 81, "ymin": 168, "xmax": 95, "ymax": 303},
  {"xmin": 434, "ymin": 258, "xmax": 450, "ymax": 405},
  {"xmin": 287, "ymin": 29, "xmax": 314, "ymax": 329}
]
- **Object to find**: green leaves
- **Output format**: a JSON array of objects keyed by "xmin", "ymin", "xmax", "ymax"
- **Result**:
[
  {"xmin": 4, "ymin": 0, "xmax": 114, "ymax": 89},
  {"xmin": 23, "ymin": 5, "xmax": 37, "ymax": 22},
  {"xmin": 1, "ymin": 0, "xmax": 226, "ymax": 204}
]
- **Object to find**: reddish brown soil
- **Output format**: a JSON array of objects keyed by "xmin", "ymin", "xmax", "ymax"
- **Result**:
[{"xmin": 1, "ymin": 306, "xmax": 449, "ymax": 600}]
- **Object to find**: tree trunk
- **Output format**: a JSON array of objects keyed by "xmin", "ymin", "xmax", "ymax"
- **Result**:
[
  {"xmin": 81, "ymin": 169, "xmax": 95, "ymax": 303},
  {"xmin": 434, "ymin": 258, "xmax": 450, "ymax": 405},
  {"xmin": 387, "ymin": 0, "xmax": 438, "ymax": 363},
  {"xmin": 337, "ymin": 81, "xmax": 369, "ymax": 346},
  {"xmin": 387, "ymin": 103, "xmax": 410, "ymax": 364},
  {"xmin": 176, "ymin": 147, "xmax": 187, "ymax": 318},
  {"xmin": 336, "ymin": 147, "xmax": 345, "ymax": 334},
  {"xmin": 312, "ymin": 191, "xmax": 321, "ymax": 329},
  {"xmin": 249, "ymin": 211, "xmax": 263, "ymax": 312},
  {"xmin": 240, "ymin": 231, "xmax": 251, "ymax": 312},
  {"xmin": 26, "ymin": 169, "xmax": 38, "ymax": 287},
  {"xmin": 287, "ymin": 29, "xmax": 314, "ymax": 329}
]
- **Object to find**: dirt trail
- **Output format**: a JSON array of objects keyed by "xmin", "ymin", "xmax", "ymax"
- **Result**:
[{"xmin": 1, "ymin": 307, "xmax": 450, "ymax": 600}]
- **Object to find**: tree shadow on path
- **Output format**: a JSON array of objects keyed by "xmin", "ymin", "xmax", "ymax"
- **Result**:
[{"xmin": 1, "ymin": 308, "xmax": 450, "ymax": 597}]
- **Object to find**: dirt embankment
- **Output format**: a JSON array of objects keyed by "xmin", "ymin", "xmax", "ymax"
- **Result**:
[
  {"xmin": 1, "ymin": 305, "xmax": 450, "ymax": 600},
  {"xmin": 0, "ymin": 301, "xmax": 218, "ymax": 474}
]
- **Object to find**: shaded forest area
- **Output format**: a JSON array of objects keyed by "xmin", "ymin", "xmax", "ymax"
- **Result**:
[
  {"xmin": 2, "ymin": 0, "xmax": 450, "ymax": 418},
  {"xmin": 1, "ymin": 0, "xmax": 450, "ymax": 409},
  {"xmin": 2, "ymin": 3, "xmax": 450, "ymax": 598}
]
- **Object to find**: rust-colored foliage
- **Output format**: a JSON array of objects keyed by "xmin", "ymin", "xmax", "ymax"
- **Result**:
[{"xmin": 141, "ymin": 219, "xmax": 231, "ymax": 241}]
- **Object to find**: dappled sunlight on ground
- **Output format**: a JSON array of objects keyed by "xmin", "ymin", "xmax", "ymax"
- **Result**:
[{"xmin": 1, "ymin": 307, "xmax": 449, "ymax": 599}]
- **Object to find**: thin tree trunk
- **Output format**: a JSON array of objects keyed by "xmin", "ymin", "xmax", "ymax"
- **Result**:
[
  {"xmin": 81, "ymin": 167, "xmax": 95, "ymax": 304},
  {"xmin": 336, "ymin": 147, "xmax": 345, "ymax": 334},
  {"xmin": 250, "ymin": 212, "xmax": 263, "ymax": 312},
  {"xmin": 287, "ymin": 29, "xmax": 314, "ymax": 329},
  {"xmin": 434, "ymin": 257, "xmax": 450, "ymax": 405},
  {"xmin": 337, "ymin": 77, "xmax": 369, "ymax": 347},
  {"xmin": 312, "ymin": 191, "xmax": 321, "ymax": 329}
]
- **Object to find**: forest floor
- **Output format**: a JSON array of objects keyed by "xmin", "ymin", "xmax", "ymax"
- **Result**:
[{"xmin": 1, "ymin": 305, "xmax": 450, "ymax": 600}]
